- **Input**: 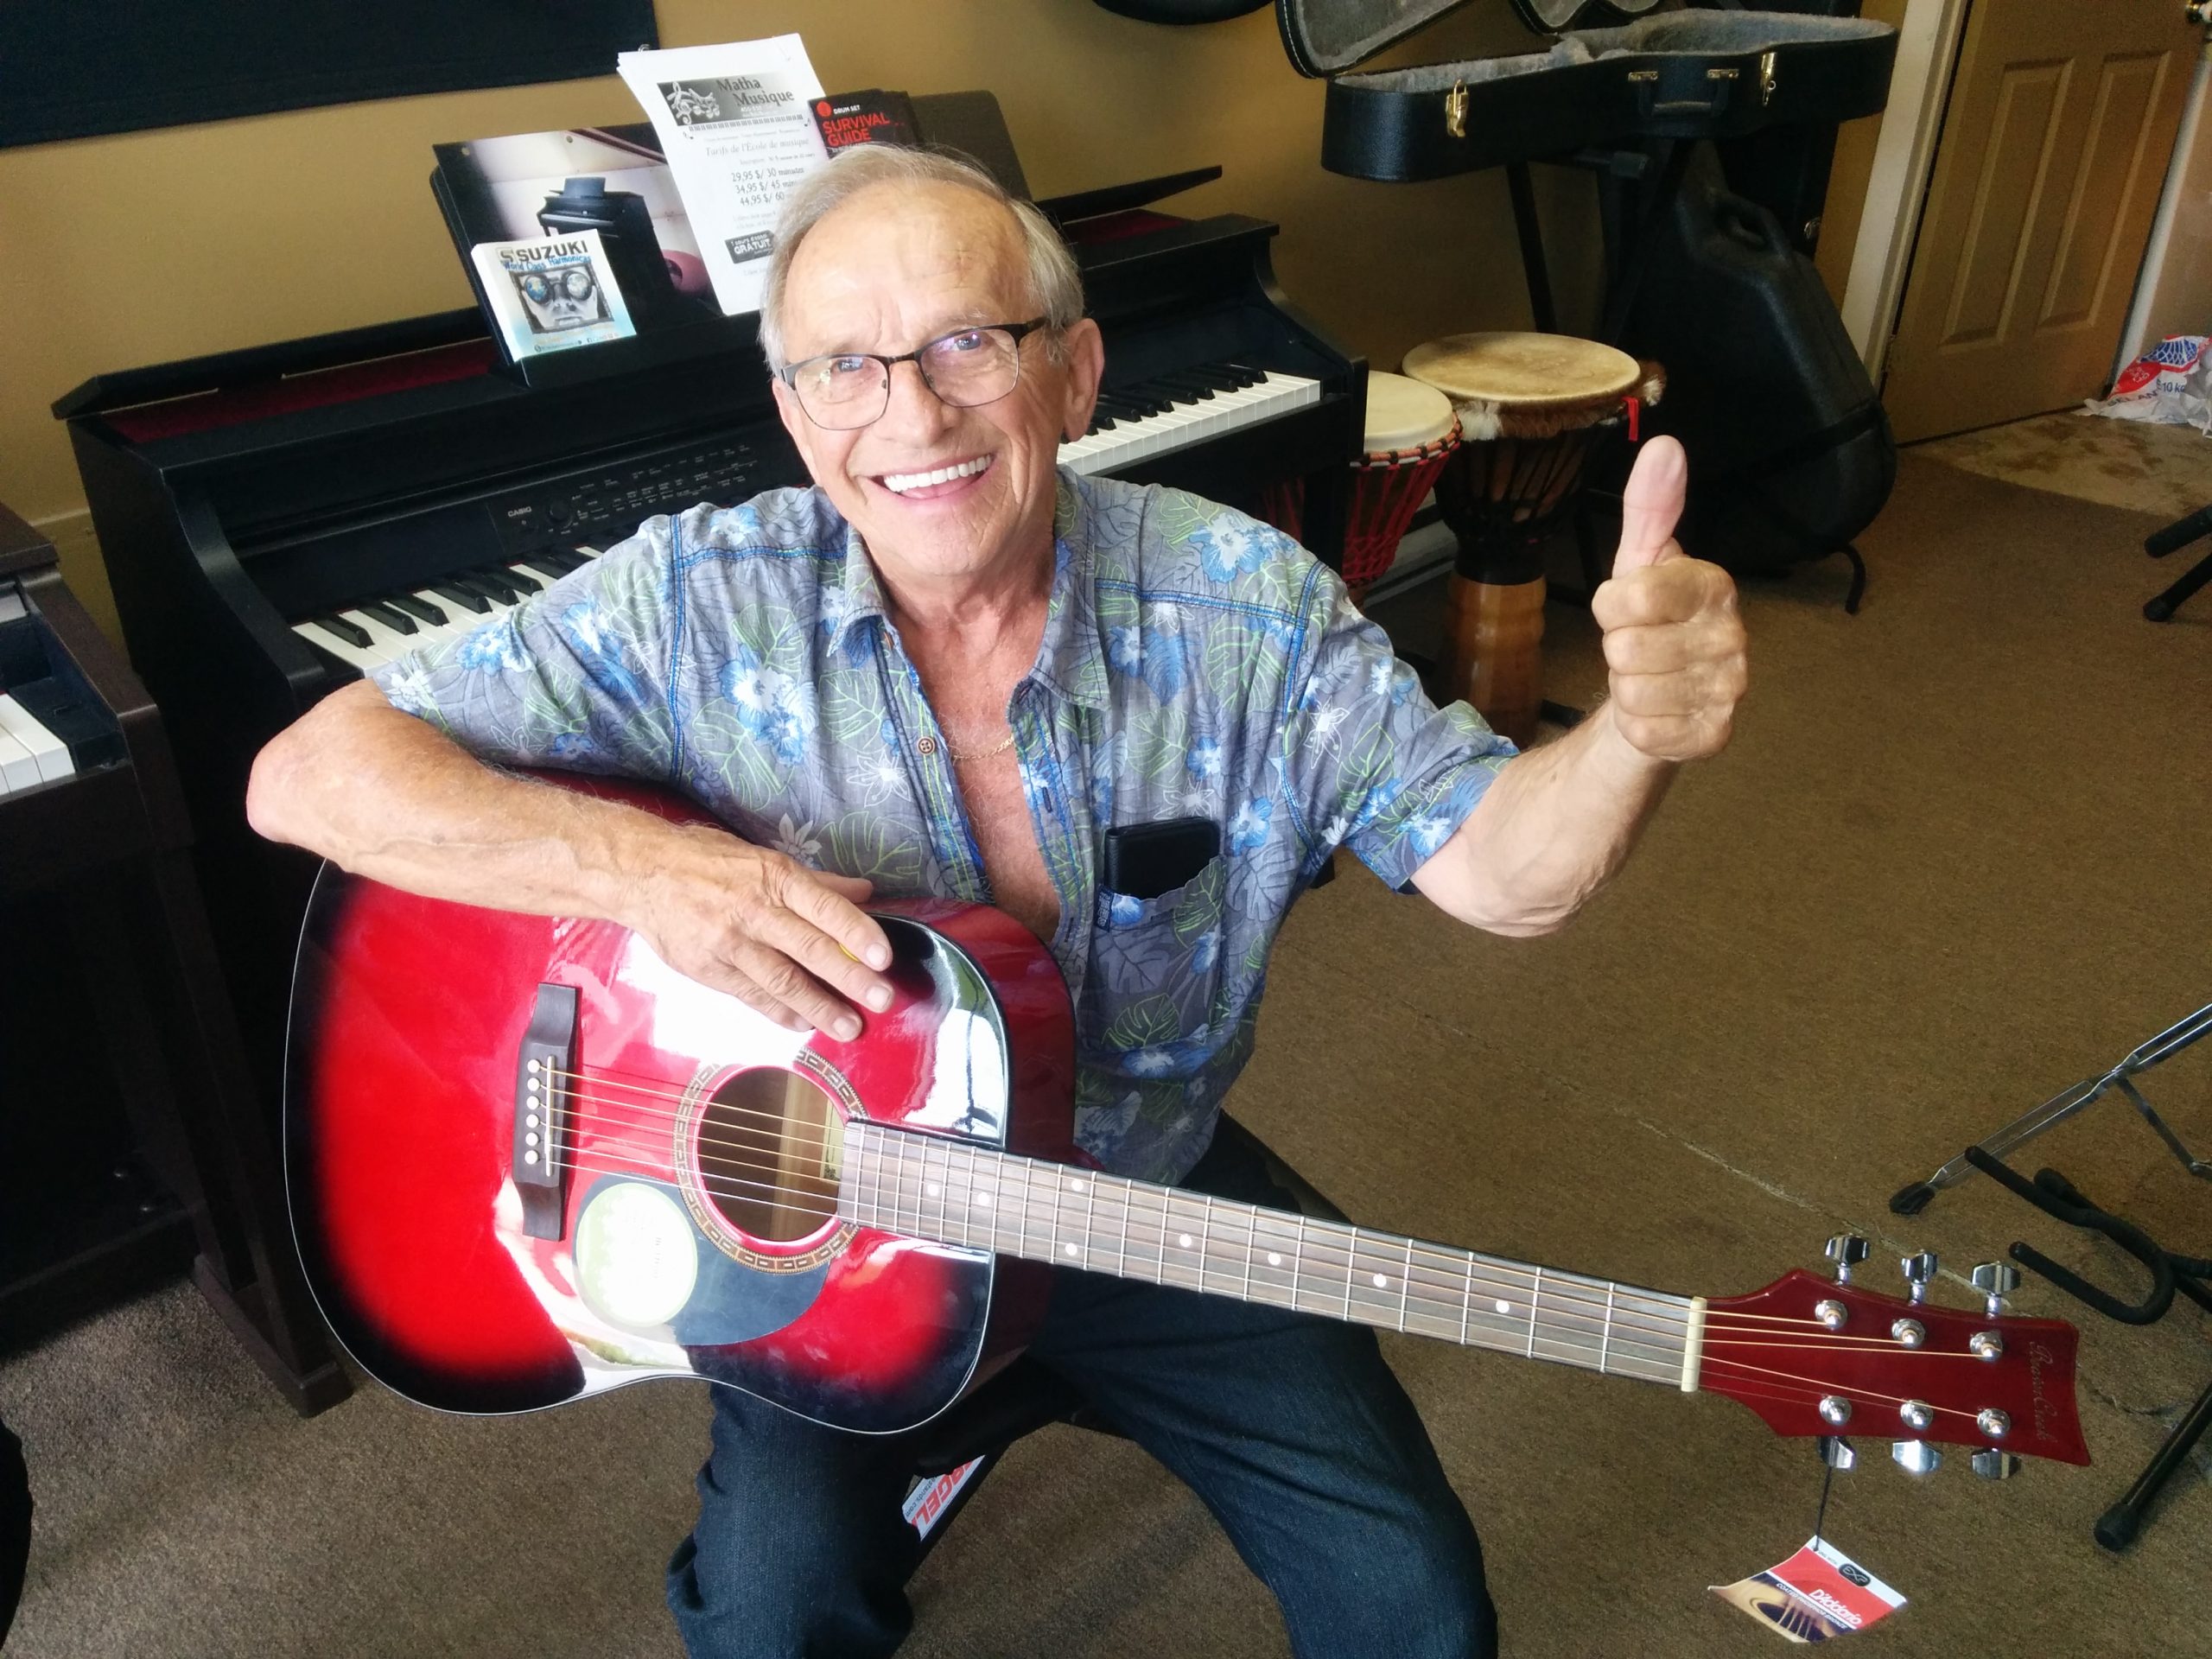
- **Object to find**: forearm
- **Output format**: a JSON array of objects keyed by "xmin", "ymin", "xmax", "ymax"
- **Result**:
[
  {"xmin": 1409, "ymin": 701, "xmax": 1675, "ymax": 936},
  {"xmin": 245, "ymin": 680, "xmax": 667, "ymax": 923}
]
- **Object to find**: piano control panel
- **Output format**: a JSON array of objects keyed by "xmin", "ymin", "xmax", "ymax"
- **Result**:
[{"xmin": 486, "ymin": 435, "xmax": 785, "ymax": 563}]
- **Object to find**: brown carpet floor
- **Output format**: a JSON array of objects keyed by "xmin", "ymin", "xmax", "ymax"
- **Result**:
[{"xmin": 3, "ymin": 448, "xmax": 2209, "ymax": 1657}]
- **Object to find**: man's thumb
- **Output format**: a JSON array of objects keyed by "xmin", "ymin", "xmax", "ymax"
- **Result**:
[{"xmin": 1612, "ymin": 435, "xmax": 1688, "ymax": 575}]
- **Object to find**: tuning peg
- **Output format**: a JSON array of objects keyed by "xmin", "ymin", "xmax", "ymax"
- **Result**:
[
  {"xmin": 1891, "ymin": 1440, "xmax": 1942, "ymax": 1476},
  {"xmin": 1972, "ymin": 1448, "xmax": 2021, "ymax": 1481},
  {"xmin": 1825, "ymin": 1234, "xmax": 1871, "ymax": 1283},
  {"xmin": 1818, "ymin": 1434, "xmax": 1858, "ymax": 1471},
  {"xmin": 1901, "ymin": 1250, "xmax": 1939, "ymax": 1303},
  {"xmin": 1972, "ymin": 1261, "xmax": 2020, "ymax": 1316}
]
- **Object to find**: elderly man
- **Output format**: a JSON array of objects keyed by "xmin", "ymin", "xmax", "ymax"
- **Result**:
[{"xmin": 249, "ymin": 144, "xmax": 1745, "ymax": 1657}]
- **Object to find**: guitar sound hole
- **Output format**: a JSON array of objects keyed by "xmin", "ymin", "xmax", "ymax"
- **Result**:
[{"xmin": 696, "ymin": 1068, "xmax": 843, "ymax": 1244}]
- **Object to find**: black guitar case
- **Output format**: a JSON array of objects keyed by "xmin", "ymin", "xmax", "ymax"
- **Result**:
[
  {"xmin": 1277, "ymin": 0, "xmax": 1898, "ymax": 603},
  {"xmin": 1611, "ymin": 141, "xmax": 1894, "ymax": 599}
]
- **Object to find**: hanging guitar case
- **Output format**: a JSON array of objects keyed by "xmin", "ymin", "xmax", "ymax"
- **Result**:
[
  {"xmin": 1276, "ymin": 0, "xmax": 1900, "ymax": 607},
  {"xmin": 1609, "ymin": 139, "xmax": 1894, "ymax": 607}
]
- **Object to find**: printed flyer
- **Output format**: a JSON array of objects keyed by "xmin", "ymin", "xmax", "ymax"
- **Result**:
[{"xmin": 616, "ymin": 35, "xmax": 830, "ymax": 316}]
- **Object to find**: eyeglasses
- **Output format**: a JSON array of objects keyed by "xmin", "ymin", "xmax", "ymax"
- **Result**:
[
  {"xmin": 779, "ymin": 318, "xmax": 1052, "ymax": 430},
  {"xmin": 516, "ymin": 267, "xmax": 597, "ymax": 306}
]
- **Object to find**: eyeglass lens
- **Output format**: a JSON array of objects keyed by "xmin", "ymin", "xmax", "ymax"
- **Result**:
[
  {"xmin": 791, "ymin": 327, "xmax": 1025, "ymax": 429},
  {"xmin": 520, "ymin": 268, "xmax": 595, "ymax": 305}
]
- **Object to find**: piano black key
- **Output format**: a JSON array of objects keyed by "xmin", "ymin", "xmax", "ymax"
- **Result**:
[
  {"xmin": 386, "ymin": 593, "xmax": 448, "ymax": 626},
  {"xmin": 532, "ymin": 550, "xmax": 588, "ymax": 575},
  {"xmin": 10, "ymin": 677, "xmax": 125, "ymax": 771},
  {"xmin": 354, "ymin": 600, "xmax": 417, "ymax": 635},
  {"xmin": 1220, "ymin": 362, "xmax": 1268, "ymax": 388},
  {"xmin": 1152, "ymin": 372, "xmax": 1220, "ymax": 399},
  {"xmin": 1183, "ymin": 365, "xmax": 1244, "ymax": 392},
  {"xmin": 461, "ymin": 569, "xmax": 521, "ymax": 604},
  {"xmin": 483, "ymin": 563, "xmax": 540, "ymax": 595},
  {"xmin": 429, "ymin": 583, "xmax": 493, "ymax": 615},
  {"xmin": 311, "ymin": 614, "xmax": 374, "ymax": 649}
]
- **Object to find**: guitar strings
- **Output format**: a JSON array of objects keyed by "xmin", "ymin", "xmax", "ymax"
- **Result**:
[
  {"xmin": 482, "ymin": 1102, "xmax": 2017, "ymax": 1414},
  {"xmin": 507, "ymin": 1126, "xmax": 1995, "ymax": 1406},
  {"xmin": 493, "ymin": 1132, "xmax": 2005, "ymax": 1421},
  {"xmin": 496, "ymin": 1076, "xmax": 2003, "ymax": 1351}
]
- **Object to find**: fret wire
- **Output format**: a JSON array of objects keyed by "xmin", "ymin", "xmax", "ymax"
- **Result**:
[
  {"xmin": 1238, "ymin": 1202, "xmax": 1253, "ymax": 1304},
  {"xmin": 1600, "ymin": 1281, "xmax": 1616, "ymax": 1376},
  {"xmin": 1044, "ymin": 1150, "xmax": 1061, "ymax": 1265},
  {"xmin": 1342, "ymin": 1224, "xmax": 1357, "ymax": 1320},
  {"xmin": 1084, "ymin": 1169, "xmax": 1098, "ymax": 1271},
  {"xmin": 1398, "ymin": 1236, "xmax": 1412, "ymax": 1333},
  {"xmin": 1116, "ymin": 1168, "xmax": 1131, "ymax": 1276},
  {"xmin": 1203, "ymin": 1203, "xmax": 1221, "ymax": 1309},
  {"xmin": 1459, "ymin": 1249, "xmax": 1472, "ymax": 1347},
  {"xmin": 1526, "ymin": 1266, "xmax": 1543, "ymax": 1358}
]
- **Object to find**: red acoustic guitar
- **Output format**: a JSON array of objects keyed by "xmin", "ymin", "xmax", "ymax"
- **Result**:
[{"xmin": 286, "ymin": 779, "xmax": 2088, "ymax": 1471}]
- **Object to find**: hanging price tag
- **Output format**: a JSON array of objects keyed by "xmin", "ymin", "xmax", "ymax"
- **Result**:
[{"xmin": 1709, "ymin": 1536, "xmax": 1906, "ymax": 1643}]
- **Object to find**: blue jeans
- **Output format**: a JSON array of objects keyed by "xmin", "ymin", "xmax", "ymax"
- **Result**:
[{"xmin": 666, "ymin": 1126, "xmax": 1497, "ymax": 1658}]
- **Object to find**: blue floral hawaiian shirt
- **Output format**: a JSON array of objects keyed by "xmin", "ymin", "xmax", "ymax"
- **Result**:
[{"xmin": 372, "ymin": 468, "xmax": 1514, "ymax": 1184}]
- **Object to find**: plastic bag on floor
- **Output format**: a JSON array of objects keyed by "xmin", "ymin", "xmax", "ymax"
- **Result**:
[{"xmin": 2087, "ymin": 335, "xmax": 2212, "ymax": 432}]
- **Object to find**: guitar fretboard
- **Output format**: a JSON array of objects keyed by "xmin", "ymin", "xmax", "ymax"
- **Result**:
[{"xmin": 841, "ymin": 1122, "xmax": 1704, "ymax": 1391}]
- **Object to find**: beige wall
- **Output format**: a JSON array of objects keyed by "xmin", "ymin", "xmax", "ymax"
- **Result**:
[{"xmin": 0, "ymin": 0, "xmax": 1586, "ymax": 637}]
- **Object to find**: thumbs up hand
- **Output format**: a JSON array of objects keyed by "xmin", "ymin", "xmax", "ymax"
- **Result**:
[{"xmin": 1589, "ymin": 435, "xmax": 1747, "ymax": 763}]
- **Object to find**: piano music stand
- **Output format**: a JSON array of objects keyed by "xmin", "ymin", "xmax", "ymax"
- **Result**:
[{"xmin": 0, "ymin": 505, "xmax": 346, "ymax": 1414}]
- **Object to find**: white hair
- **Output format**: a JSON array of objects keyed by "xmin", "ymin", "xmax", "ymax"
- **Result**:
[{"xmin": 757, "ymin": 145, "xmax": 1084, "ymax": 373}]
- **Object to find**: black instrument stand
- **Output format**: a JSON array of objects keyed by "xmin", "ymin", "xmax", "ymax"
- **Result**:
[
  {"xmin": 1961, "ymin": 1147, "xmax": 2211, "ymax": 1550},
  {"xmin": 1891, "ymin": 1003, "xmax": 2212, "ymax": 1217},
  {"xmin": 2142, "ymin": 503, "xmax": 2212, "ymax": 620}
]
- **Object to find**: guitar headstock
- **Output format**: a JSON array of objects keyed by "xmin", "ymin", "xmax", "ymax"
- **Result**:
[{"xmin": 1699, "ymin": 1243, "xmax": 2088, "ymax": 1470}]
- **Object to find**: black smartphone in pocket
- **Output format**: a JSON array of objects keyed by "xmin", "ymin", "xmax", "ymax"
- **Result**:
[{"xmin": 1102, "ymin": 817, "xmax": 1220, "ymax": 900}]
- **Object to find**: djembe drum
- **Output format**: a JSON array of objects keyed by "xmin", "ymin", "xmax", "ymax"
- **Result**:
[
  {"xmin": 1402, "ymin": 332, "xmax": 1659, "ymax": 747},
  {"xmin": 1340, "ymin": 372, "xmax": 1460, "ymax": 597}
]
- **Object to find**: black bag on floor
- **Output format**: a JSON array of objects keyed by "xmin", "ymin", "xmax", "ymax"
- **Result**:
[{"xmin": 1614, "ymin": 142, "xmax": 1894, "ymax": 605}]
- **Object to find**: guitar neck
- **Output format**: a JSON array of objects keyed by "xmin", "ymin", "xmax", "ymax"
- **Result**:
[{"xmin": 841, "ymin": 1122, "xmax": 1707, "ymax": 1394}]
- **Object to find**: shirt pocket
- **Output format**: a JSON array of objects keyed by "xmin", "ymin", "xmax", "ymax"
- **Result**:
[{"xmin": 1079, "ymin": 853, "xmax": 1230, "ymax": 1066}]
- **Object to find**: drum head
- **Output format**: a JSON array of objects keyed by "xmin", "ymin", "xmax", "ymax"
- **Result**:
[
  {"xmin": 1402, "ymin": 332, "xmax": 1640, "ymax": 410},
  {"xmin": 1363, "ymin": 372, "xmax": 1458, "ymax": 454}
]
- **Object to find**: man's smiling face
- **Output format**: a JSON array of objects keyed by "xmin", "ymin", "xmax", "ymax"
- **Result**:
[{"xmin": 770, "ymin": 180, "xmax": 1102, "ymax": 599}]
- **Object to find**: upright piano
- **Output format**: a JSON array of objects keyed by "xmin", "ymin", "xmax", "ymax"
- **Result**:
[
  {"xmin": 56, "ymin": 126, "xmax": 1363, "ymax": 1125},
  {"xmin": 0, "ymin": 506, "xmax": 341, "ymax": 1408}
]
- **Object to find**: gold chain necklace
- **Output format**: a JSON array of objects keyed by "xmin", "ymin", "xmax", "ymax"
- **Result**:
[{"xmin": 945, "ymin": 728, "xmax": 1017, "ymax": 764}]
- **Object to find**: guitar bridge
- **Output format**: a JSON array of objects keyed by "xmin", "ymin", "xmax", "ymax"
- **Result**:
[{"xmin": 512, "ymin": 982, "xmax": 578, "ymax": 1240}]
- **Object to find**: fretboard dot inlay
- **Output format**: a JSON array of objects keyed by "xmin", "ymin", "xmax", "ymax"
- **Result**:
[
  {"xmin": 975, "ymin": 1192, "xmax": 993, "ymax": 1207},
  {"xmin": 1179, "ymin": 1233, "xmax": 1193, "ymax": 1248},
  {"xmin": 1496, "ymin": 1300, "xmax": 1511, "ymax": 1313},
  {"xmin": 926, "ymin": 1183, "xmax": 940, "ymax": 1198},
  {"xmin": 1070, "ymin": 1179, "xmax": 1085, "ymax": 1192},
  {"xmin": 1372, "ymin": 1274, "xmax": 1389, "ymax": 1288},
  {"xmin": 1064, "ymin": 1243, "xmax": 1077, "ymax": 1257},
  {"xmin": 1267, "ymin": 1252, "xmax": 1282, "ymax": 1266}
]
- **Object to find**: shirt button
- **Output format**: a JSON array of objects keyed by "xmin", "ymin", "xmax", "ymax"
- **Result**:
[{"xmin": 917, "ymin": 735, "xmax": 938, "ymax": 756}]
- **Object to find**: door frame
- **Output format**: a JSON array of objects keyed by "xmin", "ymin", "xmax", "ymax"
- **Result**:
[{"xmin": 1837, "ymin": 0, "xmax": 1973, "ymax": 386}]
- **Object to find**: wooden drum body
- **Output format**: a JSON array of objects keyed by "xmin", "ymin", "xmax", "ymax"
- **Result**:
[{"xmin": 1402, "ymin": 332, "xmax": 1657, "ymax": 746}]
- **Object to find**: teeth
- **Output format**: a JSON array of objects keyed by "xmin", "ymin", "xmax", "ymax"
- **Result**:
[{"xmin": 882, "ymin": 456, "xmax": 989, "ymax": 493}]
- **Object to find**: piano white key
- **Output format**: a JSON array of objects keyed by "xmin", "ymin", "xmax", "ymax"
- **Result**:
[
  {"xmin": 292, "ymin": 619, "xmax": 384, "ymax": 674},
  {"xmin": 335, "ymin": 609, "xmax": 416, "ymax": 667},
  {"xmin": 0, "ymin": 692, "xmax": 75, "ymax": 784},
  {"xmin": 0, "ymin": 722, "xmax": 42, "ymax": 795},
  {"xmin": 1059, "ymin": 372, "xmax": 1319, "ymax": 477}
]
